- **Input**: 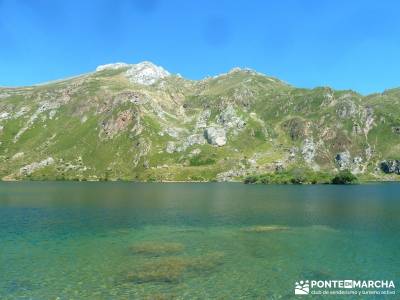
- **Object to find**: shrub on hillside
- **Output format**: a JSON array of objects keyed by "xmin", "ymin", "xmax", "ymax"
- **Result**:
[{"xmin": 331, "ymin": 170, "xmax": 357, "ymax": 184}]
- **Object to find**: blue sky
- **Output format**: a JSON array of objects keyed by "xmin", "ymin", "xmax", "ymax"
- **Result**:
[{"xmin": 0, "ymin": 0, "xmax": 399, "ymax": 94}]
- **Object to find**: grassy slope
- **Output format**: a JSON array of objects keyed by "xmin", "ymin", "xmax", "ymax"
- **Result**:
[{"xmin": 0, "ymin": 68, "xmax": 399, "ymax": 182}]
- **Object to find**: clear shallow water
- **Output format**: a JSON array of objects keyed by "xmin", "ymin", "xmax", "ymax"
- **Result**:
[{"xmin": 0, "ymin": 182, "xmax": 399, "ymax": 299}]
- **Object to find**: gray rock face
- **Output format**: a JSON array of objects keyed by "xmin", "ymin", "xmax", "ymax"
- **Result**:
[
  {"xmin": 165, "ymin": 141, "xmax": 176, "ymax": 154},
  {"xmin": 380, "ymin": 160, "xmax": 400, "ymax": 174},
  {"xmin": 289, "ymin": 147, "xmax": 298, "ymax": 161},
  {"xmin": 125, "ymin": 61, "xmax": 170, "ymax": 85},
  {"xmin": 301, "ymin": 138, "xmax": 316, "ymax": 164},
  {"xmin": 352, "ymin": 123, "xmax": 362, "ymax": 135},
  {"xmin": 216, "ymin": 168, "xmax": 247, "ymax": 182},
  {"xmin": 196, "ymin": 109, "xmax": 211, "ymax": 129},
  {"xmin": 337, "ymin": 100, "xmax": 357, "ymax": 119},
  {"xmin": 204, "ymin": 127, "xmax": 227, "ymax": 146},
  {"xmin": 11, "ymin": 152, "xmax": 24, "ymax": 160},
  {"xmin": 184, "ymin": 134, "xmax": 206, "ymax": 147},
  {"xmin": 218, "ymin": 105, "xmax": 245, "ymax": 129},
  {"xmin": 352, "ymin": 156, "xmax": 363, "ymax": 174},
  {"xmin": 274, "ymin": 160, "xmax": 284, "ymax": 172},
  {"xmin": 335, "ymin": 151, "xmax": 364, "ymax": 173},
  {"xmin": 165, "ymin": 134, "xmax": 206, "ymax": 153},
  {"xmin": 363, "ymin": 106, "xmax": 375, "ymax": 135},
  {"xmin": 96, "ymin": 61, "xmax": 170, "ymax": 85},
  {"xmin": 335, "ymin": 151, "xmax": 351, "ymax": 170},
  {"xmin": 19, "ymin": 157, "xmax": 54, "ymax": 176},
  {"xmin": 392, "ymin": 127, "xmax": 400, "ymax": 134}
]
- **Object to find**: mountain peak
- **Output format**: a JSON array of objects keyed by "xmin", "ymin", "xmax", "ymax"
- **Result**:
[
  {"xmin": 95, "ymin": 61, "xmax": 170, "ymax": 85},
  {"xmin": 126, "ymin": 61, "xmax": 170, "ymax": 85}
]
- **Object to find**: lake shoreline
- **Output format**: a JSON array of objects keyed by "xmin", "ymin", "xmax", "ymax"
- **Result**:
[{"xmin": 1, "ymin": 178, "xmax": 399, "ymax": 184}]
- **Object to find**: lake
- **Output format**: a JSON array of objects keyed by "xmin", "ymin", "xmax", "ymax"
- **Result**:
[{"xmin": 0, "ymin": 182, "xmax": 399, "ymax": 299}]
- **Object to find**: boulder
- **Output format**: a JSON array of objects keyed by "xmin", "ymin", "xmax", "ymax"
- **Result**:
[
  {"xmin": 380, "ymin": 160, "xmax": 400, "ymax": 174},
  {"xmin": 204, "ymin": 127, "xmax": 227, "ymax": 146}
]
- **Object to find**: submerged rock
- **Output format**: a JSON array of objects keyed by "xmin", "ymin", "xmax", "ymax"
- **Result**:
[
  {"xmin": 127, "ymin": 257, "xmax": 187, "ymax": 283},
  {"xmin": 241, "ymin": 225, "xmax": 290, "ymax": 233},
  {"xmin": 130, "ymin": 242, "xmax": 184, "ymax": 256},
  {"xmin": 126, "ymin": 252, "xmax": 225, "ymax": 284}
]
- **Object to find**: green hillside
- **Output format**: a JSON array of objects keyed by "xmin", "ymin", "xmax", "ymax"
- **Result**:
[{"xmin": 1, "ymin": 61, "xmax": 399, "ymax": 182}]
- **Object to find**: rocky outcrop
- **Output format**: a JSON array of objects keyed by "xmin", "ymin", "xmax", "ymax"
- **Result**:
[
  {"xmin": 20, "ymin": 157, "xmax": 54, "ymax": 176},
  {"xmin": 125, "ymin": 61, "xmax": 170, "ymax": 85},
  {"xmin": 336, "ymin": 99, "xmax": 357, "ymax": 119},
  {"xmin": 0, "ymin": 112, "xmax": 10, "ymax": 120},
  {"xmin": 392, "ymin": 127, "xmax": 400, "ymax": 134},
  {"xmin": 196, "ymin": 109, "xmax": 211, "ymax": 129},
  {"xmin": 204, "ymin": 127, "xmax": 227, "ymax": 146},
  {"xmin": 166, "ymin": 141, "xmax": 177, "ymax": 154},
  {"xmin": 11, "ymin": 152, "xmax": 24, "ymax": 160},
  {"xmin": 335, "ymin": 151, "xmax": 364, "ymax": 173},
  {"xmin": 96, "ymin": 61, "xmax": 170, "ymax": 85},
  {"xmin": 165, "ymin": 134, "xmax": 206, "ymax": 153},
  {"xmin": 352, "ymin": 156, "xmax": 363, "ymax": 174},
  {"xmin": 380, "ymin": 160, "xmax": 400, "ymax": 174},
  {"xmin": 335, "ymin": 151, "xmax": 351, "ymax": 170},
  {"xmin": 363, "ymin": 106, "xmax": 375, "ymax": 135},
  {"xmin": 184, "ymin": 134, "xmax": 206, "ymax": 147},
  {"xmin": 301, "ymin": 138, "xmax": 316, "ymax": 164},
  {"xmin": 217, "ymin": 105, "xmax": 245, "ymax": 130},
  {"xmin": 216, "ymin": 168, "xmax": 247, "ymax": 182},
  {"xmin": 100, "ymin": 110, "xmax": 134, "ymax": 139},
  {"xmin": 13, "ymin": 101, "xmax": 62, "ymax": 143}
]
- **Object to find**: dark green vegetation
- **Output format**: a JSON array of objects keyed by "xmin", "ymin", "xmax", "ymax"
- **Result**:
[
  {"xmin": 331, "ymin": 170, "xmax": 358, "ymax": 184},
  {"xmin": 244, "ymin": 169, "xmax": 357, "ymax": 185},
  {"xmin": 1, "ymin": 62, "xmax": 400, "ymax": 182}
]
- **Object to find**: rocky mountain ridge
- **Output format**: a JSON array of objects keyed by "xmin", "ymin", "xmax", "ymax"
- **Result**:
[{"xmin": 0, "ymin": 61, "xmax": 399, "ymax": 181}]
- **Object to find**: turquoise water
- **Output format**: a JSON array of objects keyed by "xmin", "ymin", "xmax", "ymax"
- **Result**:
[{"xmin": 0, "ymin": 182, "xmax": 399, "ymax": 299}]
